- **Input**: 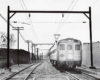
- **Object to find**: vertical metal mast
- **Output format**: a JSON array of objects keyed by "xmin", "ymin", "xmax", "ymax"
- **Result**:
[
  {"xmin": 7, "ymin": 6, "xmax": 10, "ymax": 69},
  {"xmin": 89, "ymin": 7, "xmax": 95, "ymax": 69}
]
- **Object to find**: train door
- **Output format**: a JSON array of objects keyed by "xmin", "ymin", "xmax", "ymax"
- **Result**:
[
  {"xmin": 58, "ymin": 43, "xmax": 66, "ymax": 61},
  {"xmin": 67, "ymin": 43, "xmax": 74, "ymax": 60}
]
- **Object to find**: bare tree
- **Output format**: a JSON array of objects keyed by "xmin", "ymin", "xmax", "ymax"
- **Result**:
[{"xmin": 0, "ymin": 32, "xmax": 16, "ymax": 48}]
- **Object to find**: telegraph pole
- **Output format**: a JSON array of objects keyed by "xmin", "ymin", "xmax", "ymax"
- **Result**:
[
  {"xmin": 25, "ymin": 40, "xmax": 31, "ymax": 62},
  {"xmin": 13, "ymin": 27, "xmax": 24, "ymax": 65},
  {"xmin": 42, "ymin": 52, "xmax": 43, "ymax": 60},
  {"xmin": 31, "ymin": 44, "xmax": 33, "ymax": 62},
  {"xmin": 37, "ymin": 48, "xmax": 39, "ymax": 60},
  {"xmin": 33, "ymin": 44, "xmax": 36, "ymax": 62}
]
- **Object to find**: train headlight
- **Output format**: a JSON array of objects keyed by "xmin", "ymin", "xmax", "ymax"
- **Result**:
[{"xmin": 68, "ymin": 54, "xmax": 73, "ymax": 59}]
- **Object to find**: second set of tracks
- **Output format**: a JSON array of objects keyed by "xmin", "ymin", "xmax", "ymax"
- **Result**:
[
  {"xmin": 4, "ymin": 62, "xmax": 42, "ymax": 80},
  {"xmin": 56, "ymin": 66, "xmax": 99, "ymax": 80}
]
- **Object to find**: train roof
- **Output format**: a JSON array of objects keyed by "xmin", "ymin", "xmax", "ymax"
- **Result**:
[{"xmin": 58, "ymin": 38, "xmax": 81, "ymax": 43}]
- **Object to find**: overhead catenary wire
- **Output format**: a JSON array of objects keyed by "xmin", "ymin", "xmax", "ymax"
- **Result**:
[
  {"xmin": 11, "ymin": 21, "xmax": 87, "ymax": 23},
  {"xmin": 55, "ymin": 0, "xmax": 79, "ymax": 34},
  {"xmin": 67, "ymin": 0, "xmax": 99, "ymax": 34},
  {"xmin": 55, "ymin": 0, "xmax": 75, "ymax": 34},
  {"xmin": 20, "ymin": 0, "xmax": 44, "ymax": 50},
  {"xmin": 91, "ymin": 0, "xmax": 98, "ymax": 6},
  {"xmin": 19, "ymin": 32, "xmax": 26, "ymax": 41},
  {"xmin": 67, "ymin": 15, "xmax": 83, "ymax": 35},
  {"xmin": 19, "ymin": 0, "xmax": 39, "ymax": 43},
  {"xmin": 0, "ymin": 13, "xmax": 14, "ymax": 28}
]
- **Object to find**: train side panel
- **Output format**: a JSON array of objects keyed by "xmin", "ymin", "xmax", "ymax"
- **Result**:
[{"xmin": 49, "ymin": 42, "xmax": 58, "ymax": 65}]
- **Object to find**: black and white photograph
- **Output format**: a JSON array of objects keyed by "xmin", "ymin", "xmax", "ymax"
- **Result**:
[{"xmin": 0, "ymin": 0, "xmax": 100, "ymax": 80}]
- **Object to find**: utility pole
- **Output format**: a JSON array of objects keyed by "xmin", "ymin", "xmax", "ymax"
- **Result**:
[
  {"xmin": 13, "ymin": 27, "xmax": 24, "ymax": 66},
  {"xmin": 25, "ymin": 40, "xmax": 30, "ymax": 62},
  {"xmin": 33, "ymin": 44, "xmax": 36, "ymax": 62},
  {"xmin": 37, "ymin": 48, "xmax": 39, "ymax": 60},
  {"xmin": 42, "ymin": 52, "xmax": 43, "ymax": 60},
  {"xmin": 31, "ymin": 44, "xmax": 33, "ymax": 62}
]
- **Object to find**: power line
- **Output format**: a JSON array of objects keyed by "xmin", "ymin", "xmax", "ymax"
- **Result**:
[
  {"xmin": 67, "ymin": 0, "xmax": 99, "ymax": 34},
  {"xmin": 55, "ymin": 0, "xmax": 78, "ymax": 34},
  {"xmin": 68, "ymin": 15, "xmax": 83, "ymax": 35},
  {"xmin": 58, "ymin": 0, "xmax": 79, "ymax": 33},
  {"xmin": 0, "ymin": 13, "xmax": 26, "ymax": 43},
  {"xmin": 0, "ymin": 13, "xmax": 14, "ymax": 28},
  {"xmin": 19, "ymin": 0, "xmax": 39, "ymax": 43},
  {"xmin": 11, "ymin": 21, "xmax": 87, "ymax": 23},
  {"xmin": 55, "ymin": 0, "xmax": 75, "ymax": 34},
  {"xmin": 67, "ymin": 0, "xmax": 75, "ymax": 10},
  {"xmin": 58, "ymin": 0, "xmax": 98, "ymax": 36},
  {"xmin": 71, "ymin": 0, "xmax": 78, "ymax": 10},
  {"xmin": 20, "ymin": 0, "xmax": 44, "ymax": 49},
  {"xmin": 19, "ymin": 32, "xmax": 25, "ymax": 41},
  {"xmin": 91, "ymin": 0, "xmax": 98, "ymax": 6}
]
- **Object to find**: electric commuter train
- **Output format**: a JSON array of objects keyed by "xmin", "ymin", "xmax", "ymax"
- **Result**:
[{"xmin": 49, "ymin": 38, "xmax": 82, "ymax": 68}]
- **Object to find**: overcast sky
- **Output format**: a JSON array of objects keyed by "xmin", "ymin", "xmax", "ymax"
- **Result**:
[{"xmin": 0, "ymin": 0, "xmax": 100, "ymax": 53}]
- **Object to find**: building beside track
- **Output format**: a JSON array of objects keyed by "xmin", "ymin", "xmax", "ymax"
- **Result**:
[{"xmin": 82, "ymin": 41, "xmax": 100, "ymax": 68}]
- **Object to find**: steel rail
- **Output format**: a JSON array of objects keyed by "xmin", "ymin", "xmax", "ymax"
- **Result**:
[
  {"xmin": 61, "ymin": 68, "xmax": 99, "ymax": 80},
  {"xmin": 57, "ymin": 67, "xmax": 79, "ymax": 80},
  {"xmin": 64, "ymin": 71, "xmax": 80, "ymax": 80},
  {"xmin": 24, "ymin": 63, "xmax": 42, "ymax": 80},
  {"xmin": 75, "ymin": 68, "xmax": 100, "ymax": 80},
  {"xmin": 4, "ymin": 63, "xmax": 41, "ymax": 80}
]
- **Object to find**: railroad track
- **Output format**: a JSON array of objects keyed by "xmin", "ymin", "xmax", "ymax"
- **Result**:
[
  {"xmin": 3, "ymin": 62, "xmax": 42, "ymax": 80},
  {"xmin": 56, "ymin": 67, "xmax": 99, "ymax": 80}
]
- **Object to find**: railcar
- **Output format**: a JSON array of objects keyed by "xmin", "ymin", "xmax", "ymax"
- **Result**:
[{"xmin": 49, "ymin": 38, "xmax": 82, "ymax": 68}]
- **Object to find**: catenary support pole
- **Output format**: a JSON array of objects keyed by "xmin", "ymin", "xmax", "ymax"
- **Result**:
[
  {"xmin": 18, "ymin": 27, "xmax": 19, "ymax": 65},
  {"xmin": 89, "ymin": 7, "xmax": 95, "ymax": 69},
  {"xmin": 33, "ymin": 44, "xmax": 36, "ymax": 62},
  {"xmin": 37, "ymin": 48, "xmax": 38, "ymax": 60},
  {"xmin": 32, "ymin": 44, "xmax": 33, "ymax": 62},
  {"xmin": 27, "ymin": 41, "xmax": 30, "ymax": 62},
  {"xmin": 25, "ymin": 40, "xmax": 32, "ymax": 62},
  {"xmin": 7, "ymin": 6, "xmax": 10, "ymax": 69}
]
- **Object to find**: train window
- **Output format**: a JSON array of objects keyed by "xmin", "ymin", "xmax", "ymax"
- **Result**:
[
  {"xmin": 67, "ymin": 45, "xmax": 72, "ymax": 50},
  {"xmin": 60, "ymin": 44, "xmax": 65, "ymax": 50},
  {"xmin": 75, "ymin": 44, "xmax": 80, "ymax": 50}
]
